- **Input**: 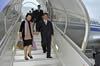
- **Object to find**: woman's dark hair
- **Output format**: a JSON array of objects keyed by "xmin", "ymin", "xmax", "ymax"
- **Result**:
[
  {"xmin": 42, "ymin": 13, "xmax": 48, "ymax": 16},
  {"xmin": 25, "ymin": 13, "xmax": 32, "ymax": 20}
]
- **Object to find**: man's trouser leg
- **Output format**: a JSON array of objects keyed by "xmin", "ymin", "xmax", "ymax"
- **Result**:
[
  {"xmin": 42, "ymin": 43, "xmax": 47, "ymax": 53},
  {"xmin": 47, "ymin": 41, "xmax": 51, "ymax": 57}
]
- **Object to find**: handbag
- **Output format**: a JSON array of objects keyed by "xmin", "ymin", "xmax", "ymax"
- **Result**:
[
  {"xmin": 32, "ymin": 38, "xmax": 37, "ymax": 50},
  {"xmin": 16, "ymin": 40, "xmax": 24, "ymax": 50}
]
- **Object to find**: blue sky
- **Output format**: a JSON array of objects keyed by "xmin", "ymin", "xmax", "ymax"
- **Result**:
[
  {"xmin": 0, "ymin": 0, "xmax": 10, "ymax": 12},
  {"xmin": 83, "ymin": 0, "xmax": 100, "ymax": 21}
]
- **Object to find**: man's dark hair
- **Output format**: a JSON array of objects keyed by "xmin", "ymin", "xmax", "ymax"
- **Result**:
[
  {"xmin": 38, "ymin": 5, "xmax": 41, "ymax": 7},
  {"xmin": 43, "ymin": 13, "xmax": 48, "ymax": 16},
  {"xmin": 29, "ymin": 10, "xmax": 31, "ymax": 13},
  {"xmin": 31, "ymin": 8, "xmax": 34, "ymax": 10}
]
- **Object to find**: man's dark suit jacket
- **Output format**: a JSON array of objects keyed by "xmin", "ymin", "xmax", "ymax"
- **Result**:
[
  {"xmin": 37, "ymin": 20, "xmax": 54, "ymax": 44},
  {"xmin": 34, "ymin": 9, "xmax": 43, "ymax": 23}
]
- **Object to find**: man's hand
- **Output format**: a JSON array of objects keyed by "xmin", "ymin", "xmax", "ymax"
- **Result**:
[
  {"xmin": 51, "ymin": 35, "xmax": 54, "ymax": 37},
  {"xmin": 33, "ymin": 32, "xmax": 39, "ymax": 35}
]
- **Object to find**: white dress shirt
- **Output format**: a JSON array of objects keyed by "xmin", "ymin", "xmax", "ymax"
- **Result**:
[
  {"xmin": 44, "ymin": 19, "xmax": 47, "ymax": 25},
  {"xmin": 38, "ymin": 9, "xmax": 40, "ymax": 12}
]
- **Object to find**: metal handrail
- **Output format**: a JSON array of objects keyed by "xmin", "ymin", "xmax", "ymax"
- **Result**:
[
  {"xmin": 0, "ymin": 15, "xmax": 20, "ymax": 55},
  {"xmin": 55, "ymin": 26, "xmax": 93, "ymax": 66},
  {"xmin": 49, "ymin": 6, "xmax": 85, "ymax": 19},
  {"xmin": 49, "ymin": 0, "xmax": 90, "ymax": 52}
]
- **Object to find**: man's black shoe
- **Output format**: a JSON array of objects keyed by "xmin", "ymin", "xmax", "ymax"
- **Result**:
[
  {"xmin": 43, "ymin": 50, "xmax": 46, "ymax": 53},
  {"xmin": 47, "ymin": 56, "xmax": 52, "ymax": 58}
]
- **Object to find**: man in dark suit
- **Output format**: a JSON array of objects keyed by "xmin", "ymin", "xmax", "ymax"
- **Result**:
[
  {"xmin": 31, "ymin": 8, "xmax": 35, "ymax": 22},
  {"xmin": 37, "ymin": 13, "xmax": 54, "ymax": 58},
  {"xmin": 34, "ymin": 5, "xmax": 43, "ymax": 31}
]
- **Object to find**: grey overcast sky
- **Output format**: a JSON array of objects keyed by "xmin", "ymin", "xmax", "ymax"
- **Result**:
[
  {"xmin": 22, "ymin": 0, "xmax": 100, "ymax": 21},
  {"xmin": 22, "ymin": 0, "xmax": 39, "ymax": 7},
  {"xmin": 83, "ymin": 0, "xmax": 100, "ymax": 21},
  {"xmin": 22, "ymin": 0, "xmax": 39, "ymax": 17}
]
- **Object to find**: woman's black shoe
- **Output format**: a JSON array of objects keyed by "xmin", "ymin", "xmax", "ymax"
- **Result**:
[
  {"xmin": 28, "ymin": 54, "xmax": 33, "ymax": 59},
  {"xmin": 25, "ymin": 57, "xmax": 29, "ymax": 60}
]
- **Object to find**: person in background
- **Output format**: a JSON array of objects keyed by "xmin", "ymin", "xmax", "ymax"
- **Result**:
[
  {"xmin": 34, "ymin": 5, "xmax": 43, "ymax": 32},
  {"xmin": 37, "ymin": 13, "xmax": 54, "ymax": 58},
  {"xmin": 31, "ymin": 8, "xmax": 35, "ymax": 22},
  {"xmin": 31, "ymin": 8, "xmax": 34, "ymax": 12},
  {"xmin": 19, "ymin": 13, "xmax": 33, "ymax": 60},
  {"xmin": 31, "ymin": 8, "xmax": 36, "ymax": 31},
  {"xmin": 29, "ymin": 10, "xmax": 32, "ymax": 14}
]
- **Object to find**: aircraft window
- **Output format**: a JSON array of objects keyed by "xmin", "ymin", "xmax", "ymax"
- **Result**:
[{"xmin": 66, "ymin": 14, "xmax": 85, "ymax": 48}]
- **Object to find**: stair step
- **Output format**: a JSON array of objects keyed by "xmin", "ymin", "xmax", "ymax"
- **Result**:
[{"xmin": 13, "ymin": 35, "xmax": 60, "ymax": 66}]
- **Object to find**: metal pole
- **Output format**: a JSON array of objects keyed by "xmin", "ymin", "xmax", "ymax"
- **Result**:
[
  {"xmin": 64, "ymin": 16, "xmax": 68, "ymax": 34},
  {"xmin": 4, "ymin": 16, "xmax": 7, "ymax": 33}
]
